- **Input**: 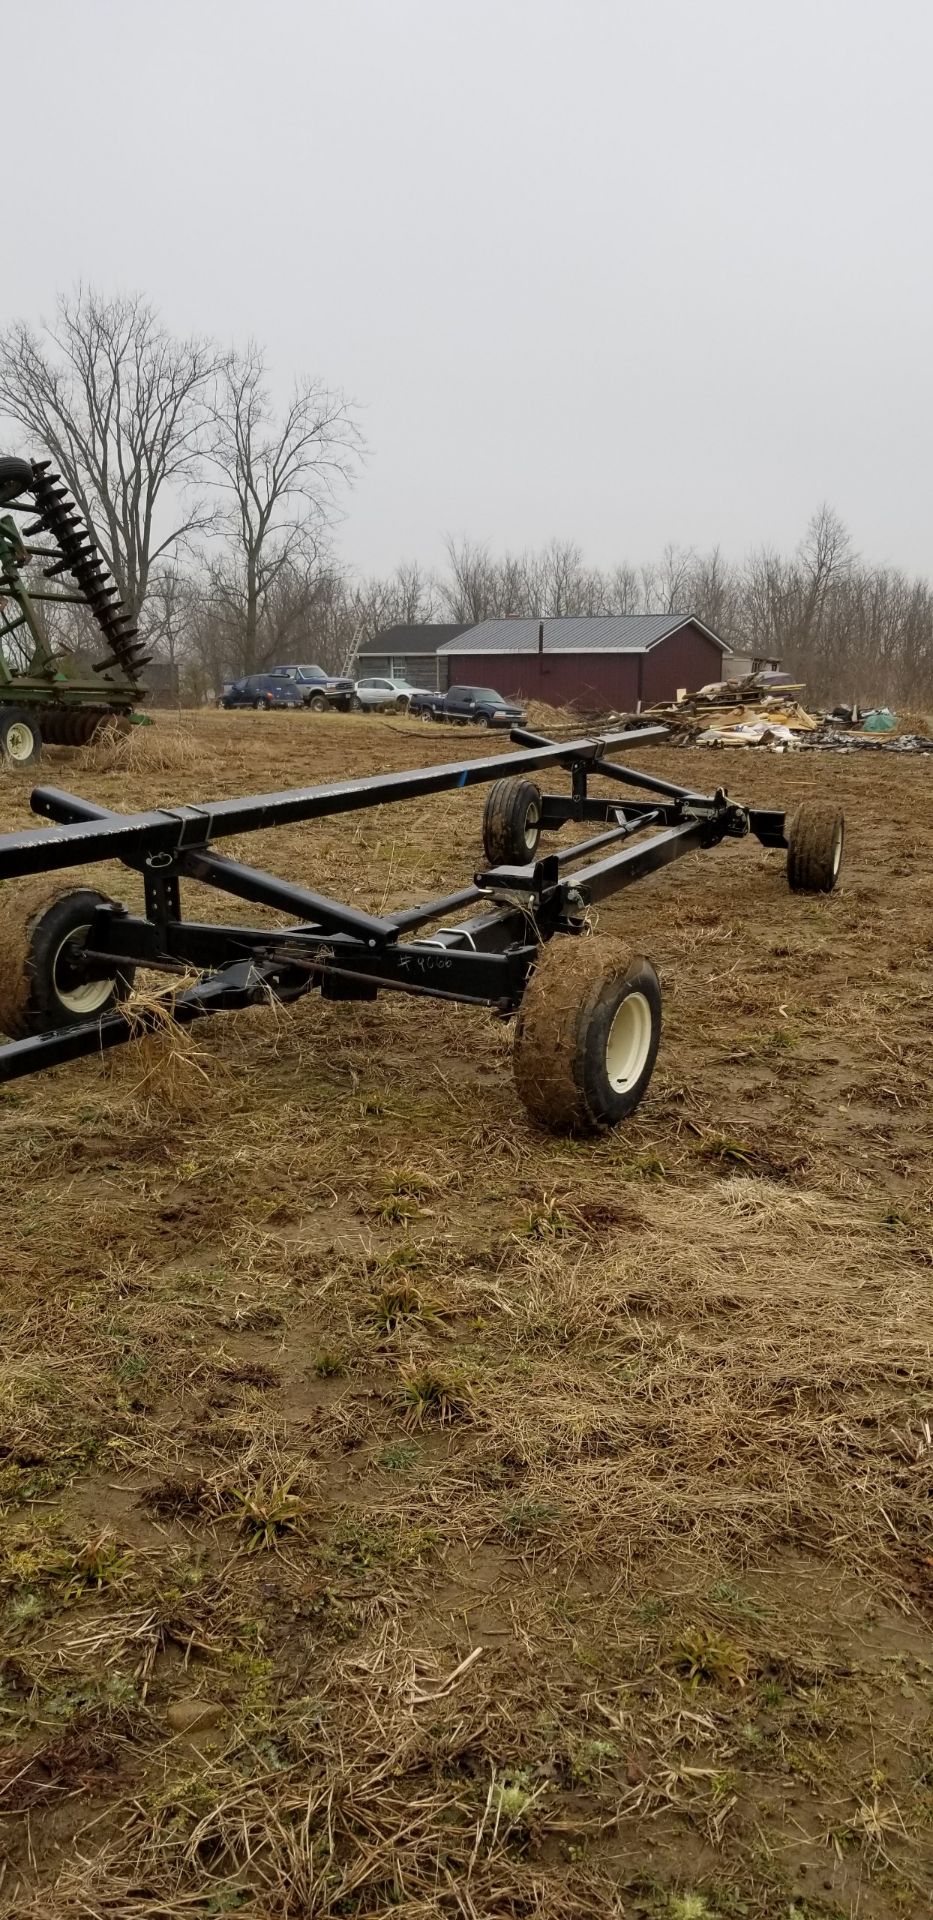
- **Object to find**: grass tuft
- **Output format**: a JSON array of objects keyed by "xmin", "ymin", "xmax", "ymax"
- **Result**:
[{"xmin": 398, "ymin": 1363, "xmax": 472, "ymax": 1429}]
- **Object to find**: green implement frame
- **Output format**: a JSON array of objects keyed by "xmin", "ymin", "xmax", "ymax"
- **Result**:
[{"xmin": 0, "ymin": 454, "xmax": 149, "ymax": 755}]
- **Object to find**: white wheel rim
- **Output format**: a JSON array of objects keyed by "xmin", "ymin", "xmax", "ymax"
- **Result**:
[
  {"xmin": 605, "ymin": 991, "xmax": 653, "ymax": 1092},
  {"xmin": 6, "ymin": 721, "xmax": 35, "ymax": 761},
  {"xmin": 52, "ymin": 926, "xmax": 117, "ymax": 1015},
  {"xmin": 523, "ymin": 803, "xmax": 540, "ymax": 851}
]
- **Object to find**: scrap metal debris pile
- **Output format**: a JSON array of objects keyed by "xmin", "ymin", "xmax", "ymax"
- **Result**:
[{"xmin": 614, "ymin": 673, "xmax": 933, "ymax": 754}]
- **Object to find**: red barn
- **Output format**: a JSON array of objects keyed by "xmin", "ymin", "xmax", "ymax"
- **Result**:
[{"xmin": 438, "ymin": 614, "xmax": 728, "ymax": 710}]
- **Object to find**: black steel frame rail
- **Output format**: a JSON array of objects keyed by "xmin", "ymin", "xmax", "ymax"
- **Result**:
[{"xmin": 2, "ymin": 727, "xmax": 668, "ymax": 883}]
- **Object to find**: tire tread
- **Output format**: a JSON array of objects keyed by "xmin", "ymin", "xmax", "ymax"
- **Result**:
[{"xmin": 787, "ymin": 805, "xmax": 844, "ymax": 892}]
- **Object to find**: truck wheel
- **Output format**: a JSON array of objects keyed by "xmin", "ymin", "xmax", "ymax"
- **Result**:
[
  {"xmin": 787, "ymin": 805, "xmax": 844, "ymax": 892},
  {"xmin": 513, "ymin": 938, "xmax": 661, "ymax": 1134},
  {"xmin": 308, "ymin": 693, "xmax": 328, "ymax": 713},
  {"xmin": 483, "ymin": 778, "xmax": 542, "ymax": 864},
  {"xmin": 0, "ymin": 709, "xmax": 42, "ymax": 767},
  {"xmin": 0, "ymin": 884, "xmax": 135, "ymax": 1039}
]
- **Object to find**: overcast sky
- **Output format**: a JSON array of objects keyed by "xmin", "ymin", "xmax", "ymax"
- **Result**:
[{"xmin": 8, "ymin": 0, "xmax": 933, "ymax": 579}]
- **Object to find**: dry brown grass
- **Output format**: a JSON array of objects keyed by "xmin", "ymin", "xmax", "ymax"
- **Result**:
[
  {"xmin": 80, "ymin": 714, "xmax": 218, "ymax": 775},
  {"xmin": 1, "ymin": 711, "xmax": 932, "ymax": 1917}
]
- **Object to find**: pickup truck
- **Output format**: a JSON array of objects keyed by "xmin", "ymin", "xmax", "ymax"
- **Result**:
[
  {"xmin": 410, "ymin": 684, "xmax": 527, "ymax": 728},
  {"xmin": 267, "ymin": 663, "xmax": 356, "ymax": 711}
]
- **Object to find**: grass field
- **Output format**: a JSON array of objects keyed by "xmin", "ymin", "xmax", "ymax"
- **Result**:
[{"xmin": 1, "ymin": 709, "xmax": 931, "ymax": 1919}]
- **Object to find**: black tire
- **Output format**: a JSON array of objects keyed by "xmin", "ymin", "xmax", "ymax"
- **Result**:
[
  {"xmin": 349, "ymin": 694, "xmax": 362, "ymax": 712},
  {"xmin": 0, "ymin": 457, "xmax": 32, "ymax": 507},
  {"xmin": 308, "ymin": 693, "xmax": 328, "ymax": 713},
  {"xmin": 483, "ymin": 778, "xmax": 543, "ymax": 865},
  {"xmin": 0, "ymin": 884, "xmax": 135, "ymax": 1039},
  {"xmin": 513, "ymin": 938, "xmax": 662, "ymax": 1134},
  {"xmin": 475, "ymin": 713, "xmax": 490, "ymax": 728},
  {"xmin": 0, "ymin": 709, "xmax": 42, "ymax": 768},
  {"xmin": 395, "ymin": 695, "xmax": 409, "ymax": 711},
  {"xmin": 787, "ymin": 805, "xmax": 844, "ymax": 893}
]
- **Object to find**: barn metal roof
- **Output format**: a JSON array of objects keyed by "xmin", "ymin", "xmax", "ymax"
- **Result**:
[
  {"xmin": 358, "ymin": 624, "xmax": 470, "ymax": 657},
  {"xmin": 439, "ymin": 614, "xmax": 727, "ymax": 655}
]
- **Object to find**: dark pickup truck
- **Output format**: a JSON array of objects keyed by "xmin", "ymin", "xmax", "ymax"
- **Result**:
[{"xmin": 411, "ymin": 684, "xmax": 527, "ymax": 728}]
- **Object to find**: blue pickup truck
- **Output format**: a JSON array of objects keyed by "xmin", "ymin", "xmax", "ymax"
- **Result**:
[
  {"xmin": 411, "ymin": 684, "xmax": 526, "ymax": 728},
  {"xmin": 268, "ymin": 663, "xmax": 356, "ymax": 711}
]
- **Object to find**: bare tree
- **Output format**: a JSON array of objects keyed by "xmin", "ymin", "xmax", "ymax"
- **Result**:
[
  {"xmin": 439, "ymin": 538, "xmax": 501, "ymax": 623},
  {"xmin": 654, "ymin": 542, "xmax": 696, "ymax": 613},
  {"xmin": 798, "ymin": 503, "xmax": 854, "ymax": 643},
  {"xmin": 141, "ymin": 560, "xmax": 195, "ymax": 697},
  {"xmin": 539, "ymin": 538, "xmax": 585, "ymax": 616},
  {"xmin": 686, "ymin": 546, "xmax": 741, "ymax": 647},
  {"xmin": 389, "ymin": 561, "xmax": 438, "ymax": 626},
  {"xmin": 0, "ymin": 288, "xmax": 215, "ymax": 617},
  {"xmin": 605, "ymin": 564, "xmax": 643, "ymax": 614},
  {"xmin": 209, "ymin": 345, "xmax": 361, "ymax": 674}
]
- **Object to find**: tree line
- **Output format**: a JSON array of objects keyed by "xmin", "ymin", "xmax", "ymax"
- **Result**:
[{"xmin": 1, "ymin": 288, "xmax": 930, "ymax": 709}]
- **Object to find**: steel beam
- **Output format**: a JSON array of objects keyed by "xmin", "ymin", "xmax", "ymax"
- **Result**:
[
  {"xmin": 0, "ymin": 729, "xmax": 666, "ymax": 881},
  {"xmin": 510, "ymin": 725, "xmax": 708, "ymax": 803},
  {"xmin": 0, "ymin": 963, "xmax": 275, "ymax": 1087}
]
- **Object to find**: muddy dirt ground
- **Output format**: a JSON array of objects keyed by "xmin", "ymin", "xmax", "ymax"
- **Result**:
[{"xmin": 0, "ymin": 710, "xmax": 931, "ymax": 1918}]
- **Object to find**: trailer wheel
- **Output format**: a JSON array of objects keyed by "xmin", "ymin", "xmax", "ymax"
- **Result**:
[
  {"xmin": 0, "ymin": 884, "xmax": 135, "ymax": 1039},
  {"xmin": 787, "ymin": 805, "xmax": 844, "ymax": 893},
  {"xmin": 483, "ymin": 777, "xmax": 543, "ymax": 864},
  {"xmin": 0, "ymin": 709, "xmax": 42, "ymax": 767},
  {"xmin": 513, "ymin": 937, "xmax": 662, "ymax": 1134}
]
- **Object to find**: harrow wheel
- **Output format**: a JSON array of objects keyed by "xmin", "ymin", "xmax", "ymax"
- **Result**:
[
  {"xmin": 482, "ymin": 778, "xmax": 543, "ymax": 865},
  {"xmin": 513, "ymin": 936, "xmax": 662, "ymax": 1134},
  {"xmin": 36, "ymin": 707, "xmax": 113, "ymax": 748},
  {"xmin": 0, "ymin": 884, "xmax": 135, "ymax": 1039},
  {"xmin": 787, "ymin": 805, "xmax": 844, "ymax": 893},
  {"xmin": 0, "ymin": 709, "xmax": 42, "ymax": 768},
  {"xmin": 0, "ymin": 457, "xmax": 32, "ymax": 506}
]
